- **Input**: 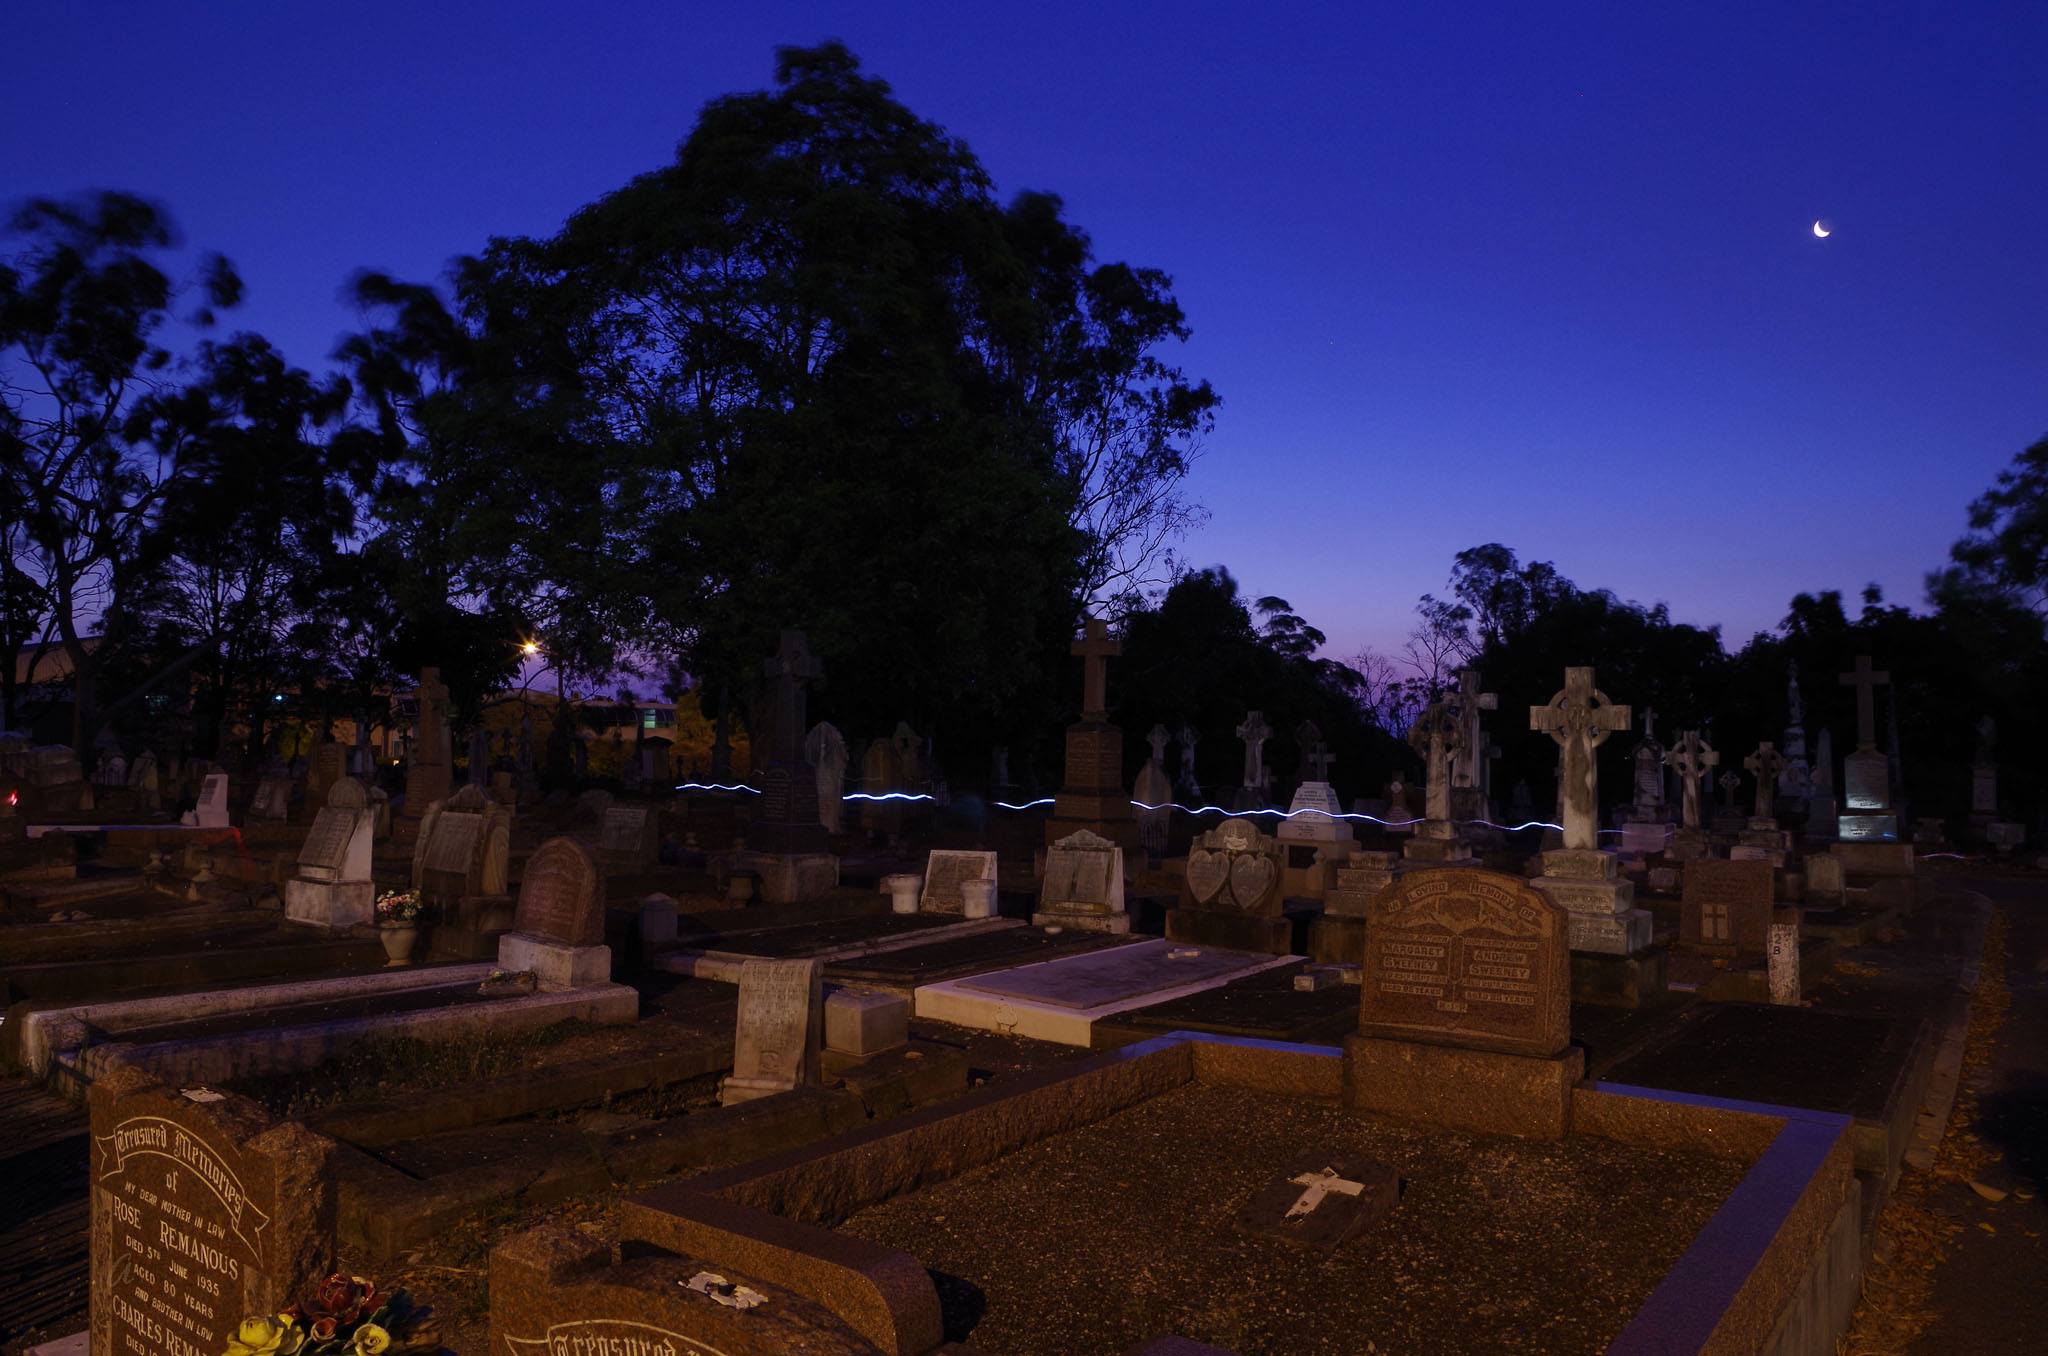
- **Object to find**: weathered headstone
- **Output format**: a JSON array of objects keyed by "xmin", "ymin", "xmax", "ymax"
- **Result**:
[
  {"xmin": 181, "ymin": 773, "xmax": 230, "ymax": 830},
  {"xmin": 127, "ymin": 749, "xmax": 161, "ymax": 814},
  {"xmin": 1033, "ymin": 829, "xmax": 1128, "ymax": 933},
  {"xmin": 1680, "ymin": 857, "xmax": 1774, "ymax": 954},
  {"xmin": 1168, "ymin": 815, "xmax": 1290, "ymax": 954},
  {"xmin": 411, "ymin": 783, "xmax": 512, "ymax": 904},
  {"xmin": 918, "ymin": 849, "xmax": 998, "ymax": 915},
  {"xmin": 1837, "ymin": 655, "xmax": 1899, "ymax": 841},
  {"xmin": 1767, "ymin": 908, "xmax": 1801, "ymax": 1005},
  {"xmin": 1232, "ymin": 709, "xmax": 1275, "ymax": 811},
  {"xmin": 598, "ymin": 804, "xmax": 659, "ymax": 874},
  {"xmin": 89, "ymin": 1063, "xmax": 335, "ymax": 1356},
  {"xmin": 1133, "ymin": 724, "xmax": 1173, "ymax": 865},
  {"xmin": 738, "ymin": 631, "xmax": 839, "ymax": 902},
  {"xmin": 248, "ymin": 775, "xmax": 293, "ymax": 823},
  {"xmin": 1043, "ymin": 617, "xmax": 1137, "ymax": 852},
  {"xmin": 402, "ymin": 666, "xmax": 453, "ymax": 822},
  {"xmin": 282, "ymin": 777, "xmax": 378, "ymax": 928},
  {"xmin": 720, "ymin": 957, "xmax": 825, "ymax": 1104},
  {"xmin": 498, "ymin": 836, "xmax": 612, "ymax": 990},
  {"xmin": 804, "ymin": 721, "xmax": 848, "ymax": 835},
  {"xmin": 1402, "ymin": 700, "xmax": 1472, "ymax": 865},
  {"xmin": 306, "ymin": 740, "xmax": 346, "ymax": 818},
  {"xmin": 1528, "ymin": 667, "xmax": 1649, "ymax": 956},
  {"xmin": 1345, "ymin": 867, "xmax": 1580, "ymax": 1138}
]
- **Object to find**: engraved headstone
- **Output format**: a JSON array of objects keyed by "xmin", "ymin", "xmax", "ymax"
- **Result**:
[
  {"xmin": 513, "ymin": 836, "xmax": 606, "ymax": 947},
  {"xmin": 721, "ymin": 957, "xmax": 825, "ymax": 1104},
  {"xmin": 1680, "ymin": 858, "xmax": 1774, "ymax": 954},
  {"xmin": 182, "ymin": 772, "xmax": 231, "ymax": 829},
  {"xmin": 1168, "ymin": 815, "xmax": 1291, "ymax": 953},
  {"xmin": 89, "ymin": 1064, "xmax": 335, "ymax": 1356},
  {"xmin": 598, "ymin": 804, "xmax": 659, "ymax": 874},
  {"xmin": 1034, "ymin": 829, "xmax": 1128, "ymax": 933},
  {"xmin": 1358, "ymin": 867, "xmax": 1570, "ymax": 1058},
  {"xmin": 804, "ymin": 721, "xmax": 848, "ymax": 834},
  {"xmin": 918, "ymin": 849, "xmax": 997, "ymax": 915},
  {"xmin": 411, "ymin": 784, "xmax": 512, "ymax": 903}
]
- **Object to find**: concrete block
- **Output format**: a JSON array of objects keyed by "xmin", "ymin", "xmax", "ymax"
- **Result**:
[
  {"xmin": 825, "ymin": 987, "xmax": 910, "ymax": 1057},
  {"xmin": 497, "ymin": 933, "xmax": 613, "ymax": 991}
]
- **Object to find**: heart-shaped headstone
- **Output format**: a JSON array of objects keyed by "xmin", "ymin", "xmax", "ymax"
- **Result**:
[
  {"xmin": 1186, "ymin": 849, "xmax": 1228, "ymax": 903},
  {"xmin": 1229, "ymin": 853, "xmax": 1277, "ymax": 911}
]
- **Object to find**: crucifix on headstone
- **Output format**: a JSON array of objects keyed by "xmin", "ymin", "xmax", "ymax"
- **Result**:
[
  {"xmin": 1529, "ymin": 666, "xmax": 1631, "ymax": 852},
  {"xmin": 762, "ymin": 630, "xmax": 823, "ymax": 768},
  {"xmin": 1147, "ymin": 724, "xmax": 1170, "ymax": 768},
  {"xmin": 1408, "ymin": 699, "xmax": 1465, "ymax": 824},
  {"xmin": 1745, "ymin": 742, "xmax": 1786, "ymax": 820},
  {"xmin": 1664, "ymin": 730, "xmax": 1718, "ymax": 830},
  {"xmin": 1236, "ymin": 710, "xmax": 1273, "ymax": 794},
  {"xmin": 1296, "ymin": 720, "xmax": 1335, "ymax": 783},
  {"xmin": 1450, "ymin": 669, "xmax": 1497, "ymax": 790},
  {"xmin": 1073, "ymin": 617, "xmax": 1119, "ymax": 721},
  {"xmin": 1838, "ymin": 654, "xmax": 1890, "ymax": 753}
]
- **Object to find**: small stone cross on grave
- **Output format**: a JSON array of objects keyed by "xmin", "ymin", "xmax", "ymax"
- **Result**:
[
  {"xmin": 1745, "ymin": 742, "xmax": 1787, "ymax": 819},
  {"xmin": 1719, "ymin": 770, "xmax": 1743, "ymax": 808},
  {"xmin": 1450, "ymin": 669, "xmax": 1497, "ymax": 789},
  {"xmin": 1839, "ymin": 654, "xmax": 1890, "ymax": 752},
  {"xmin": 1237, "ymin": 710, "xmax": 1274, "ymax": 794},
  {"xmin": 1285, "ymin": 1166, "xmax": 1366, "ymax": 1219},
  {"xmin": 1297, "ymin": 720, "xmax": 1335, "ymax": 783},
  {"xmin": 1665, "ymin": 730, "xmax": 1718, "ymax": 829},
  {"xmin": 1073, "ymin": 617, "xmax": 1119, "ymax": 721},
  {"xmin": 1529, "ymin": 666, "xmax": 1631, "ymax": 851},
  {"xmin": 762, "ymin": 630, "xmax": 823, "ymax": 766},
  {"xmin": 1408, "ymin": 699, "xmax": 1464, "ymax": 824}
]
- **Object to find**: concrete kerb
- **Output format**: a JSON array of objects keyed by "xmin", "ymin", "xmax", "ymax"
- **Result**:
[
  {"xmin": 619, "ymin": 1031, "xmax": 1859, "ymax": 1356},
  {"xmin": 655, "ymin": 917, "xmax": 1025, "ymax": 984}
]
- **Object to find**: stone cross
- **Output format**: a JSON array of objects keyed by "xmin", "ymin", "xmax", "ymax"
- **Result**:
[
  {"xmin": 1719, "ymin": 770, "xmax": 1742, "ymax": 808},
  {"xmin": 1664, "ymin": 730, "xmax": 1718, "ymax": 830},
  {"xmin": 1407, "ymin": 700, "xmax": 1464, "ymax": 824},
  {"xmin": 1529, "ymin": 666, "xmax": 1631, "ymax": 852},
  {"xmin": 1296, "ymin": 720, "xmax": 1334, "ymax": 782},
  {"xmin": 1284, "ymin": 1166, "xmax": 1366, "ymax": 1219},
  {"xmin": 761, "ymin": 630, "xmax": 822, "ymax": 767},
  {"xmin": 1838, "ymin": 655, "xmax": 1890, "ymax": 752},
  {"xmin": 1450, "ymin": 669, "xmax": 1497, "ymax": 790},
  {"xmin": 1147, "ymin": 724, "xmax": 1170, "ymax": 768},
  {"xmin": 1745, "ymin": 742, "xmax": 1786, "ymax": 819},
  {"xmin": 1640, "ymin": 707, "xmax": 1658, "ymax": 744},
  {"xmin": 1175, "ymin": 723, "xmax": 1200, "ymax": 796},
  {"xmin": 1073, "ymin": 617, "xmax": 1119, "ymax": 721},
  {"xmin": 1236, "ymin": 710, "xmax": 1273, "ymax": 792}
]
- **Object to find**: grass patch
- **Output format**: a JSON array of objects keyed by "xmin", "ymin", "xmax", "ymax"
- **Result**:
[{"xmin": 223, "ymin": 1020, "xmax": 591, "ymax": 1118}]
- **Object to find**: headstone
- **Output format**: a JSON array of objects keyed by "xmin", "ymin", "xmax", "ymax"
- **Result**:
[
  {"xmin": 283, "ymin": 777, "xmax": 378, "ymax": 928},
  {"xmin": 1681, "ymin": 858, "xmax": 1774, "ymax": 954},
  {"xmin": 598, "ymin": 804, "xmax": 659, "ymax": 874},
  {"xmin": 306, "ymin": 740, "xmax": 346, "ymax": 816},
  {"xmin": 1837, "ymin": 655, "xmax": 1898, "ymax": 841},
  {"xmin": 127, "ymin": 749, "xmax": 161, "ymax": 814},
  {"xmin": 1033, "ymin": 829, "xmax": 1129, "ymax": 933},
  {"xmin": 1232, "ymin": 709, "xmax": 1274, "ymax": 811},
  {"xmin": 1805, "ymin": 852, "xmax": 1844, "ymax": 899},
  {"xmin": 1448, "ymin": 669, "xmax": 1499, "ymax": 816},
  {"xmin": 859, "ymin": 736, "xmax": 901, "ymax": 834},
  {"xmin": 411, "ymin": 783, "xmax": 512, "ymax": 904},
  {"xmin": 737, "ymin": 631, "xmax": 838, "ymax": 903},
  {"xmin": 1356, "ymin": 867, "xmax": 1571, "ymax": 1057},
  {"xmin": 1807, "ymin": 727, "xmax": 1839, "ymax": 840},
  {"xmin": 402, "ymin": 666, "xmax": 453, "ymax": 819},
  {"xmin": 1767, "ymin": 909, "xmax": 1801, "ymax": 1005},
  {"xmin": 1744, "ymin": 742, "xmax": 1787, "ymax": 821},
  {"xmin": 1175, "ymin": 721, "xmax": 1202, "ymax": 799},
  {"xmin": 918, "ymin": 849, "xmax": 998, "ymax": 915},
  {"xmin": 1043, "ymin": 617, "xmax": 1137, "ymax": 851},
  {"xmin": 249, "ymin": 776, "xmax": 293, "ymax": 823},
  {"xmin": 181, "ymin": 773, "xmax": 230, "ymax": 829},
  {"xmin": 1402, "ymin": 699, "xmax": 1472, "ymax": 865},
  {"xmin": 498, "ymin": 836, "xmax": 612, "ymax": 991},
  {"xmin": 1167, "ymin": 815, "xmax": 1290, "ymax": 954},
  {"xmin": 1133, "ymin": 728, "xmax": 1173, "ymax": 866},
  {"xmin": 1777, "ymin": 665, "xmax": 1812, "ymax": 803},
  {"xmin": 89, "ymin": 1064, "xmax": 335, "ymax": 1356},
  {"xmin": 720, "ymin": 957, "xmax": 825, "ymax": 1104},
  {"xmin": 1528, "ymin": 667, "xmax": 1648, "ymax": 956},
  {"xmin": 1664, "ymin": 730, "xmax": 1718, "ymax": 832},
  {"xmin": 804, "ymin": 721, "xmax": 848, "ymax": 834}
]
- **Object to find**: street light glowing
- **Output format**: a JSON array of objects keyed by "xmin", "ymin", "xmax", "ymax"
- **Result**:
[{"xmin": 519, "ymin": 640, "xmax": 541, "ymax": 657}]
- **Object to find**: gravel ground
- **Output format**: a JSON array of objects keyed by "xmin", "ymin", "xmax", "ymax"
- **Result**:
[{"xmin": 839, "ymin": 1082, "xmax": 1748, "ymax": 1356}]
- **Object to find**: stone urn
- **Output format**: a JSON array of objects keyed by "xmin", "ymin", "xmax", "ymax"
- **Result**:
[
  {"xmin": 960, "ymin": 877, "xmax": 998, "ymax": 920},
  {"xmin": 881, "ymin": 872, "xmax": 922, "ymax": 914},
  {"xmin": 379, "ymin": 922, "xmax": 420, "ymax": 966}
]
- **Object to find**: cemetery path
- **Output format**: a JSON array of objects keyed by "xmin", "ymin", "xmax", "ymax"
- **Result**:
[
  {"xmin": 0, "ymin": 1078, "xmax": 88, "ymax": 1352},
  {"xmin": 1903, "ymin": 875, "xmax": 2048, "ymax": 1355}
]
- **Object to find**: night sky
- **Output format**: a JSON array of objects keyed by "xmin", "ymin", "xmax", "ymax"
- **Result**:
[{"xmin": 7, "ymin": 3, "xmax": 2042, "ymax": 658}]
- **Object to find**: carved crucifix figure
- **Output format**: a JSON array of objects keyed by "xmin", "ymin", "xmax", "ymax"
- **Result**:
[
  {"xmin": 1529, "ymin": 666, "xmax": 1631, "ymax": 851},
  {"xmin": 1408, "ymin": 699, "xmax": 1465, "ymax": 824},
  {"xmin": 1296, "ymin": 720, "xmax": 1335, "ymax": 783},
  {"xmin": 1838, "ymin": 654, "xmax": 1890, "ymax": 752},
  {"xmin": 1236, "ymin": 710, "xmax": 1273, "ymax": 792},
  {"xmin": 1664, "ymin": 730, "xmax": 1718, "ymax": 830},
  {"xmin": 1072, "ymin": 617, "xmax": 1119, "ymax": 721},
  {"xmin": 1745, "ymin": 742, "xmax": 1786, "ymax": 820},
  {"xmin": 1450, "ymin": 669, "xmax": 1497, "ymax": 790}
]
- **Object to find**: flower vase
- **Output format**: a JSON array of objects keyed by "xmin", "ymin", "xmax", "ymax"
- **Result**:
[{"xmin": 379, "ymin": 923, "xmax": 419, "ymax": 966}]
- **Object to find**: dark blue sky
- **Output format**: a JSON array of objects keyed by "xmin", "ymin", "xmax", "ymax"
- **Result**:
[{"xmin": 8, "ymin": 3, "xmax": 2042, "ymax": 660}]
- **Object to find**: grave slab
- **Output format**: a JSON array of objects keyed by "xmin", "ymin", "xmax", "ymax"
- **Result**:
[{"xmin": 914, "ymin": 938, "xmax": 1298, "ymax": 1045}]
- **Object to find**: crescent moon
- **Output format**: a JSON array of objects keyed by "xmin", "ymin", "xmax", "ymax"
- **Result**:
[{"xmin": 1812, "ymin": 220, "xmax": 1831, "ymax": 238}]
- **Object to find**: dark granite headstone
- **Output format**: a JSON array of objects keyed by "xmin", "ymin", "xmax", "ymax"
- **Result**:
[
  {"xmin": 513, "ymin": 836, "xmax": 606, "ymax": 947},
  {"xmin": 1680, "ymin": 858, "xmax": 1774, "ymax": 954},
  {"xmin": 89, "ymin": 1062, "xmax": 334, "ymax": 1356},
  {"xmin": 1357, "ymin": 867, "xmax": 1570, "ymax": 1058}
]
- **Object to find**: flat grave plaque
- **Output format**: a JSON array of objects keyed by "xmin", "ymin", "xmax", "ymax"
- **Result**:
[
  {"xmin": 955, "ymin": 938, "xmax": 1259, "ymax": 1010},
  {"xmin": 1358, "ymin": 867, "xmax": 1569, "ymax": 1058},
  {"xmin": 1233, "ymin": 1150, "xmax": 1400, "ymax": 1249}
]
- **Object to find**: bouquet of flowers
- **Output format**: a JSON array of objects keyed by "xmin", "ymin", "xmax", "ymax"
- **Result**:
[
  {"xmin": 373, "ymin": 890, "xmax": 425, "ymax": 925},
  {"xmin": 222, "ymin": 1273, "xmax": 437, "ymax": 1354}
]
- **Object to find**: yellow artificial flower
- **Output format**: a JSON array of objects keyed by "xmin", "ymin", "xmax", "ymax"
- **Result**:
[
  {"xmin": 223, "ymin": 1314, "xmax": 298, "ymax": 1356},
  {"xmin": 351, "ymin": 1324, "xmax": 391, "ymax": 1355}
]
